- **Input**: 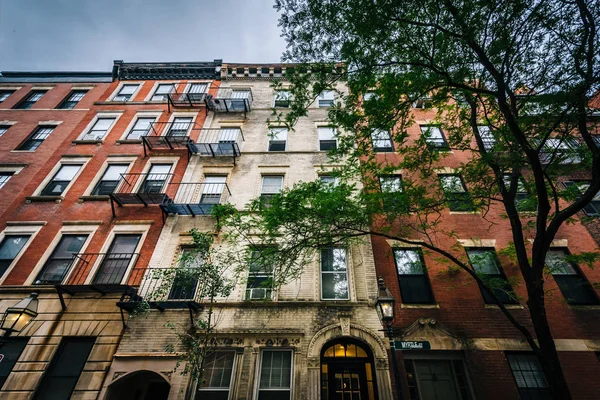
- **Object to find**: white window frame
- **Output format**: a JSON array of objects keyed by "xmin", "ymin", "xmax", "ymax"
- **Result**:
[
  {"xmin": 268, "ymin": 127, "xmax": 288, "ymax": 152},
  {"xmin": 77, "ymin": 112, "xmax": 122, "ymax": 141},
  {"xmin": 0, "ymin": 164, "xmax": 26, "ymax": 190},
  {"xmin": 318, "ymin": 90, "xmax": 335, "ymax": 107},
  {"xmin": 0, "ymin": 120, "xmax": 17, "ymax": 137},
  {"xmin": 317, "ymin": 126, "xmax": 337, "ymax": 151},
  {"xmin": 320, "ymin": 247, "xmax": 350, "ymax": 301},
  {"xmin": 0, "ymin": 223, "xmax": 44, "ymax": 285},
  {"xmin": 273, "ymin": 90, "xmax": 292, "ymax": 108},
  {"xmin": 255, "ymin": 349, "xmax": 294, "ymax": 399},
  {"xmin": 196, "ymin": 350, "xmax": 237, "ymax": 398},
  {"xmin": 120, "ymin": 112, "xmax": 162, "ymax": 141},
  {"xmin": 32, "ymin": 157, "xmax": 91, "ymax": 198},
  {"xmin": 133, "ymin": 157, "xmax": 179, "ymax": 193},
  {"xmin": 82, "ymin": 156, "xmax": 136, "ymax": 196},
  {"xmin": 183, "ymin": 81, "xmax": 210, "ymax": 94},
  {"xmin": 109, "ymin": 82, "xmax": 142, "ymax": 102},
  {"xmin": 147, "ymin": 82, "xmax": 179, "ymax": 102},
  {"xmin": 164, "ymin": 112, "xmax": 197, "ymax": 137}
]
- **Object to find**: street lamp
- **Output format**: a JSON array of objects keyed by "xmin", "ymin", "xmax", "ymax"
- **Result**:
[
  {"xmin": 376, "ymin": 278, "xmax": 403, "ymax": 400},
  {"xmin": 0, "ymin": 293, "xmax": 39, "ymax": 337}
]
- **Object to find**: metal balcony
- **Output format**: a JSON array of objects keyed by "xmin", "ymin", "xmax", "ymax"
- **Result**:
[
  {"xmin": 188, "ymin": 127, "xmax": 244, "ymax": 164},
  {"xmin": 160, "ymin": 182, "xmax": 230, "ymax": 217},
  {"xmin": 205, "ymin": 88, "xmax": 253, "ymax": 116},
  {"xmin": 117, "ymin": 267, "xmax": 204, "ymax": 311},
  {"xmin": 166, "ymin": 91, "xmax": 208, "ymax": 111},
  {"xmin": 141, "ymin": 121, "xmax": 200, "ymax": 157},
  {"xmin": 109, "ymin": 173, "xmax": 175, "ymax": 214}
]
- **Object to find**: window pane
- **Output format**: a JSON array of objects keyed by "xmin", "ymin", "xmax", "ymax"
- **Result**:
[
  {"xmin": 321, "ymin": 248, "xmax": 347, "ymax": 272},
  {"xmin": 0, "ymin": 172, "xmax": 13, "ymax": 189},
  {"xmin": 322, "ymin": 273, "xmax": 349, "ymax": 299},
  {"xmin": 260, "ymin": 350, "xmax": 292, "ymax": 389},
  {"xmin": 199, "ymin": 351, "xmax": 235, "ymax": 389},
  {"xmin": 545, "ymin": 250, "xmax": 576, "ymax": 275},
  {"xmin": 119, "ymin": 84, "xmax": 138, "ymax": 95},
  {"xmin": 270, "ymin": 128, "xmax": 288, "ymax": 141},
  {"xmin": 262, "ymin": 176, "xmax": 283, "ymax": 194},
  {"xmin": 439, "ymin": 175, "xmax": 465, "ymax": 193},
  {"xmin": 318, "ymin": 127, "xmax": 336, "ymax": 141},
  {"xmin": 467, "ymin": 249, "xmax": 500, "ymax": 274},
  {"xmin": 189, "ymin": 83, "xmax": 207, "ymax": 93},
  {"xmin": 92, "ymin": 118, "xmax": 115, "ymax": 131},
  {"xmin": 380, "ymin": 176, "xmax": 402, "ymax": 192},
  {"xmin": 0, "ymin": 235, "xmax": 30, "ymax": 277},
  {"xmin": 53, "ymin": 165, "xmax": 82, "ymax": 181},
  {"xmin": 156, "ymin": 84, "xmax": 174, "ymax": 94},
  {"xmin": 394, "ymin": 250, "xmax": 424, "ymax": 275},
  {"xmin": 101, "ymin": 164, "xmax": 128, "ymax": 181}
]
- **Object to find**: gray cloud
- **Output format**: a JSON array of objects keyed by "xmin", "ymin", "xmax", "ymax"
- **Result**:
[{"xmin": 0, "ymin": 0, "xmax": 287, "ymax": 71}]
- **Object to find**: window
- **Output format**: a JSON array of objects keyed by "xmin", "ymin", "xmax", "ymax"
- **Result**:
[
  {"xmin": 466, "ymin": 248, "xmax": 517, "ymax": 304},
  {"xmin": 140, "ymin": 164, "xmax": 172, "ymax": 194},
  {"xmin": 152, "ymin": 83, "xmax": 175, "ymax": 101},
  {"xmin": 187, "ymin": 83, "xmax": 207, "ymax": 101},
  {"xmin": 258, "ymin": 350, "xmax": 292, "ymax": 400},
  {"xmin": 13, "ymin": 90, "xmax": 46, "ymax": 109},
  {"xmin": 93, "ymin": 234, "xmax": 141, "ymax": 284},
  {"xmin": 394, "ymin": 249, "xmax": 435, "ymax": 304},
  {"xmin": 0, "ymin": 90, "xmax": 15, "ymax": 103},
  {"xmin": 545, "ymin": 249, "xmax": 599, "ymax": 305},
  {"xmin": 18, "ymin": 125, "xmax": 55, "ymax": 151},
  {"xmin": 195, "ymin": 351, "xmax": 235, "ymax": 399},
  {"xmin": 127, "ymin": 117, "xmax": 155, "ymax": 140},
  {"xmin": 268, "ymin": 128, "xmax": 287, "ymax": 151},
  {"xmin": 33, "ymin": 337, "xmax": 95, "ymax": 400},
  {"xmin": 92, "ymin": 164, "xmax": 128, "ymax": 195},
  {"xmin": 201, "ymin": 176, "xmax": 227, "ymax": 204},
  {"xmin": 371, "ymin": 129, "xmax": 393, "ymax": 152},
  {"xmin": 413, "ymin": 96, "xmax": 432, "ymax": 109},
  {"xmin": 0, "ymin": 235, "xmax": 30, "ymax": 278},
  {"xmin": 439, "ymin": 174, "xmax": 473, "ymax": 211},
  {"xmin": 478, "ymin": 126, "xmax": 495, "ymax": 151},
  {"xmin": 56, "ymin": 90, "xmax": 87, "ymax": 109},
  {"xmin": 0, "ymin": 338, "xmax": 28, "ymax": 390},
  {"xmin": 113, "ymin": 84, "xmax": 139, "ymax": 102},
  {"xmin": 82, "ymin": 117, "xmax": 116, "ymax": 141},
  {"xmin": 379, "ymin": 175, "xmax": 402, "ymax": 193},
  {"xmin": 169, "ymin": 247, "xmax": 203, "ymax": 300},
  {"xmin": 321, "ymin": 248, "xmax": 349, "ymax": 300},
  {"xmin": 0, "ymin": 172, "xmax": 13, "ymax": 189},
  {"xmin": 0, "ymin": 125, "xmax": 9, "ymax": 137},
  {"xmin": 318, "ymin": 127, "xmax": 337, "ymax": 151},
  {"xmin": 260, "ymin": 175, "xmax": 284, "ymax": 206},
  {"xmin": 319, "ymin": 175, "xmax": 338, "ymax": 186},
  {"xmin": 40, "ymin": 164, "xmax": 82, "ymax": 196},
  {"xmin": 318, "ymin": 90, "xmax": 335, "ymax": 107},
  {"xmin": 34, "ymin": 234, "xmax": 88, "ymax": 284},
  {"xmin": 379, "ymin": 175, "xmax": 406, "ymax": 211},
  {"xmin": 506, "ymin": 353, "xmax": 551, "ymax": 400},
  {"xmin": 274, "ymin": 90, "xmax": 291, "ymax": 108},
  {"xmin": 540, "ymin": 138, "xmax": 580, "ymax": 164},
  {"xmin": 404, "ymin": 358, "xmax": 472, "ymax": 400},
  {"xmin": 503, "ymin": 175, "xmax": 536, "ymax": 212},
  {"xmin": 363, "ymin": 92, "xmax": 376, "ymax": 101},
  {"xmin": 420, "ymin": 125, "xmax": 449, "ymax": 150},
  {"xmin": 167, "ymin": 117, "xmax": 192, "ymax": 136},
  {"xmin": 246, "ymin": 247, "xmax": 275, "ymax": 300},
  {"xmin": 563, "ymin": 181, "xmax": 600, "ymax": 216}
]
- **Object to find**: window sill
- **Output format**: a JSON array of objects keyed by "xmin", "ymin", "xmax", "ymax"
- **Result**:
[
  {"xmin": 72, "ymin": 139, "xmax": 103, "ymax": 145},
  {"xmin": 79, "ymin": 195, "xmax": 110, "ymax": 202},
  {"xmin": 568, "ymin": 304, "xmax": 600, "ymax": 310},
  {"xmin": 484, "ymin": 304, "xmax": 524, "ymax": 310},
  {"xmin": 26, "ymin": 195, "xmax": 63, "ymax": 203},
  {"xmin": 116, "ymin": 139, "xmax": 143, "ymax": 144},
  {"xmin": 401, "ymin": 303, "xmax": 440, "ymax": 309},
  {"xmin": 10, "ymin": 150, "xmax": 36, "ymax": 153},
  {"xmin": 449, "ymin": 211, "xmax": 479, "ymax": 215}
]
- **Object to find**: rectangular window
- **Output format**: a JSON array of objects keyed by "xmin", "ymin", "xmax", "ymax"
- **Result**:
[
  {"xmin": 93, "ymin": 234, "xmax": 141, "ymax": 285},
  {"xmin": 318, "ymin": 90, "xmax": 334, "ymax": 107},
  {"xmin": 503, "ymin": 175, "xmax": 536, "ymax": 212},
  {"xmin": 56, "ymin": 90, "xmax": 87, "ymax": 109},
  {"xmin": 260, "ymin": 175, "xmax": 284, "ymax": 206},
  {"xmin": 232, "ymin": 89, "xmax": 250, "ymax": 99},
  {"xmin": 169, "ymin": 247, "xmax": 203, "ymax": 300},
  {"xmin": 246, "ymin": 247, "xmax": 275, "ymax": 300},
  {"xmin": 33, "ymin": 337, "xmax": 95, "ymax": 400},
  {"xmin": 545, "ymin": 249, "xmax": 599, "ymax": 305},
  {"xmin": 34, "ymin": 234, "xmax": 88, "ymax": 284},
  {"xmin": 201, "ymin": 176, "xmax": 227, "ymax": 204},
  {"xmin": 321, "ymin": 248, "xmax": 349, "ymax": 300},
  {"xmin": 380, "ymin": 175, "xmax": 405, "ymax": 210},
  {"xmin": 40, "ymin": 164, "xmax": 82, "ymax": 196},
  {"xmin": 318, "ymin": 127, "xmax": 337, "ymax": 151},
  {"xmin": 319, "ymin": 175, "xmax": 338, "ymax": 186},
  {"xmin": 439, "ymin": 174, "xmax": 473, "ymax": 211},
  {"xmin": 268, "ymin": 128, "xmax": 288, "ymax": 151},
  {"xmin": 140, "ymin": 164, "xmax": 172, "ymax": 194},
  {"xmin": 0, "ymin": 235, "xmax": 30, "ymax": 278},
  {"xmin": 420, "ymin": 125, "xmax": 449, "ymax": 150},
  {"xmin": 127, "ymin": 117, "xmax": 155, "ymax": 140},
  {"xmin": 466, "ymin": 248, "xmax": 516, "ymax": 304},
  {"xmin": 506, "ymin": 353, "xmax": 551, "ymax": 400},
  {"xmin": 394, "ymin": 249, "xmax": 435, "ymax": 304},
  {"xmin": 404, "ymin": 358, "xmax": 472, "ymax": 400},
  {"xmin": 477, "ymin": 126, "xmax": 495, "ymax": 151},
  {"xmin": 540, "ymin": 138, "xmax": 580, "ymax": 164},
  {"xmin": 187, "ymin": 83, "xmax": 208, "ymax": 101},
  {"xmin": 363, "ymin": 92, "xmax": 376, "ymax": 101},
  {"xmin": 113, "ymin": 84, "xmax": 139, "ymax": 102},
  {"xmin": 563, "ymin": 181, "xmax": 600, "ymax": 216},
  {"xmin": 274, "ymin": 90, "xmax": 291, "ymax": 108},
  {"xmin": 13, "ymin": 90, "xmax": 46, "ymax": 109},
  {"xmin": 258, "ymin": 350, "xmax": 292, "ymax": 400},
  {"xmin": 18, "ymin": 125, "xmax": 55, "ymax": 151},
  {"xmin": 371, "ymin": 129, "xmax": 393, "ymax": 152},
  {"xmin": 412, "ymin": 97, "xmax": 432, "ymax": 109},
  {"xmin": 0, "ymin": 172, "xmax": 13, "ymax": 189},
  {"xmin": 152, "ymin": 83, "xmax": 175, "ymax": 101},
  {"xmin": 195, "ymin": 351, "xmax": 235, "ymax": 399},
  {"xmin": 82, "ymin": 117, "xmax": 116, "ymax": 141},
  {"xmin": 0, "ymin": 338, "xmax": 28, "ymax": 390},
  {"xmin": 0, "ymin": 125, "xmax": 9, "ymax": 137},
  {"xmin": 92, "ymin": 164, "xmax": 128, "ymax": 195},
  {"xmin": 0, "ymin": 90, "xmax": 15, "ymax": 103},
  {"xmin": 167, "ymin": 117, "xmax": 192, "ymax": 137},
  {"xmin": 379, "ymin": 175, "xmax": 403, "ymax": 193}
]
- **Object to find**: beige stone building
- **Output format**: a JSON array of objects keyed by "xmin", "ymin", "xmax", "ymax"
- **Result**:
[{"xmin": 99, "ymin": 64, "xmax": 394, "ymax": 400}]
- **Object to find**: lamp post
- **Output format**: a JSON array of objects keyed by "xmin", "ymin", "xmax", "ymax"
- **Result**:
[
  {"xmin": 0, "ymin": 293, "xmax": 39, "ymax": 338},
  {"xmin": 376, "ymin": 278, "xmax": 404, "ymax": 400}
]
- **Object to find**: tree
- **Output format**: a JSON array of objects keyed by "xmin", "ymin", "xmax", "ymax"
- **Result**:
[{"xmin": 221, "ymin": 0, "xmax": 600, "ymax": 398}]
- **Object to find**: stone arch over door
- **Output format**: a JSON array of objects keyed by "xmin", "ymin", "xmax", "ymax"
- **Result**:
[
  {"xmin": 306, "ymin": 323, "xmax": 393, "ymax": 400},
  {"xmin": 105, "ymin": 370, "xmax": 171, "ymax": 400}
]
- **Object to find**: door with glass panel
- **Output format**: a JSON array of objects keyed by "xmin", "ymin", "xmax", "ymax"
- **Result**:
[{"xmin": 93, "ymin": 234, "xmax": 141, "ymax": 284}]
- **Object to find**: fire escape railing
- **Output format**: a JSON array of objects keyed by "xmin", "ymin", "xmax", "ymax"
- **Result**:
[
  {"xmin": 205, "ymin": 88, "xmax": 253, "ymax": 116},
  {"xmin": 188, "ymin": 127, "xmax": 244, "ymax": 164},
  {"xmin": 160, "ymin": 182, "xmax": 230, "ymax": 218}
]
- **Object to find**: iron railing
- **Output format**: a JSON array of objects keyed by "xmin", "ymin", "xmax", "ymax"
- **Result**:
[
  {"xmin": 205, "ymin": 88, "xmax": 253, "ymax": 114},
  {"xmin": 160, "ymin": 182, "xmax": 231, "ymax": 217},
  {"xmin": 141, "ymin": 121, "xmax": 200, "ymax": 157},
  {"xmin": 110, "ymin": 172, "xmax": 175, "ymax": 208},
  {"xmin": 188, "ymin": 128, "xmax": 244, "ymax": 159},
  {"xmin": 167, "ymin": 91, "xmax": 208, "ymax": 110}
]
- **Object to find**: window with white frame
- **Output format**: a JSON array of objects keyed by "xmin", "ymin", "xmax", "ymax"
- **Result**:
[
  {"xmin": 246, "ymin": 247, "xmax": 275, "ymax": 300},
  {"xmin": 17, "ymin": 125, "xmax": 55, "ymax": 151},
  {"xmin": 34, "ymin": 234, "xmax": 88, "ymax": 284},
  {"xmin": 540, "ymin": 138, "xmax": 580, "ymax": 164},
  {"xmin": 257, "ymin": 350, "xmax": 293, "ymax": 400},
  {"xmin": 92, "ymin": 164, "xmax": 128, "ymax": 195},
  {"xmin": 503, "ymin": 175, "xmax": 536, "ymax": 212},
  {"xmin": 187, "ymin": 83, "xmax": 207, "ymax": 101},
  {"xmin": 167, "ymin": 117, "xmax": 192, "ymax": 137},
  {"xmin": 82, "ymin": 117, "xmax": 116, "ymax": 141},
  {"xmin": 318, "ymin": 90, "xmax": 335, "ymax": 107},
  {"xmin": 151, "ymin": 83, "xmax": 175, "ymax": 101},
  {"xmin": 318, "ymin": 127, "xmax": 337, "ymax": 151},
  {"xmin": 40, "ymin": 164, "xmax": 82, "ymax": 196},
  {"xmin": 274, "ymin": 90, "xmax": 291, "ymax": 108},
  {"xmin": 563, "ymin": 181, "xmax": 600, "ymax": 216},
  {"xmin": 371, "ymin": 129, "xmax": 393, "ymax": 152},
  {"xmin": 127, "ymin": 117, "xmax": 155, "ymax": 140},
  {"xmin": 466, "ymin": 248, "xmax": 516, "ymax": 304},
  {"xmin": 195, "ymin": 351, "xmax": 236, "ymax": 399},
  {"xmin": 0, "ymin": 125, "xmax": 10, "ymax": 137},
  {"xmin": 477, "ymin": 126, "xmax": 495, "ymax": 152},
  {"xmin": 57, "ymin": 90, "xmax": 87, "ymax": 109},
  {"xmin": 201, "ymin": 176, "xmax": 227, "ymax": 205},
  {"xmin": 260, "ymin": 175, "xmax": 283, "ymax": 206},
  {"xmin": 268, "ymin": 128, "xmax": 287, "ymax": 151},
  {"xmin": 113, "ymin": 84, "xmax": 139, "ymax": 102},
  {"xmin": 0, "ymin": 172, "xmax": 13, "ymax": 189},
  {"xmin": 0, "ymin": 235, "xmax": 31, "ymax": 278},
  {"xmin": 321, "ymin": 248, "xmax": 349, "ymax": 300},
  {"xmin": 319, "ymin": 175, "xmax": 338, "ymax": 186},
  {"xmin": 14, "ymin": 90, "xmax": 46, "ymax": 109},
  {"xmin": 231, "ymin": 89, "xmax": 250, "ymax": 99},
  {"xmin": 0, "ymin": 90, "xmax": 15, "ymax": 103},
  {"xmin": 420, "ymin": 125, "xmax": 449, "ymax": 150},
  {"xmin": 379, "ymin": 175, "xmax": 402, "ymax": 193}
]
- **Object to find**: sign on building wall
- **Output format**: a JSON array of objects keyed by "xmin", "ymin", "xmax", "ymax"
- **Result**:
[{"xmin": 395, "ymin": 341, "xmax": 431, "ymax": 350}]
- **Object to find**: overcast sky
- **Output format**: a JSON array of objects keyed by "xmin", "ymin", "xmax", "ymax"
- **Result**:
[{"xmin": 0, "ymin": 0, "xmax": 287, "ymax": 72}]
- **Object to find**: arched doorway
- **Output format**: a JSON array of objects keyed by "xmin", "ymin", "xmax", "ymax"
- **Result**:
[
  {"xmin": 106, "ymin": 370, "xmax": 170, "ymax": 400},
  {"xmin": 321, "ymin": 338, "xmax": 379, "ymax": 400}
]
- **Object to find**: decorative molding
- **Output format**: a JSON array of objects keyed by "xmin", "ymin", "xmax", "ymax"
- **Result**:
[
  {"xmin": 307, "ymin": 323, "xmax": 387, "ymax": 358},
  {"xmin": 375, "ymin": 357, "xmax": 389, "ymax": 369},
  {"xmin": 340, "ymin": 317, "xmax": 351, "ymax": 336},
  {"xmin": 307, "ymin": 357, "xmax": 320, "ymax": 368}
]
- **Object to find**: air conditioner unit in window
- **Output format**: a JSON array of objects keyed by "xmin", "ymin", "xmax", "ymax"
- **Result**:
[{"xmin": 246, "ymin": 288, "xmax": 271, "ymax": 300}]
